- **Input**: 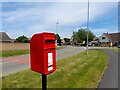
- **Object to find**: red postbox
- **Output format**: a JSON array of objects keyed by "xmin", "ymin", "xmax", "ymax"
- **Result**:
[{"xmin": 30, "ymin": 32, "xmax": 56, "ymax": 75}]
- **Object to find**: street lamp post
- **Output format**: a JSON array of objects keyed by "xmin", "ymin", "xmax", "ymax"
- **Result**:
[
  {"xmin": 56, "ymin": 22, "xmax": 59, "ymax": 34},
  {"xmin": 56, "ymin": 22, "xmax": 59, "ymax": 46},
  {"xmin": 86, "ymin": 0, "xmax": 89, "ymax": 54}
]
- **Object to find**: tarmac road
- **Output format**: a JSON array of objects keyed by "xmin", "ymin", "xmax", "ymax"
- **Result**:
[
  {"xmin": 1, "ymin": 46, "xmax": 86, "ymax": 76},
  {"xmin": 98, "ymin": 49, "xmax": 119, "ymax": 88}
]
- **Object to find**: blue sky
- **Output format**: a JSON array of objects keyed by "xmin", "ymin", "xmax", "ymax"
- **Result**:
[{"xmin": 1, "ymin": 1, "xmax": 118, "ymax": 39}]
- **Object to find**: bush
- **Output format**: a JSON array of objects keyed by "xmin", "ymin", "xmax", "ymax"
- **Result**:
[{"xmin": 15, "ymin": 35, "xmax": 29, "ymax": 43}]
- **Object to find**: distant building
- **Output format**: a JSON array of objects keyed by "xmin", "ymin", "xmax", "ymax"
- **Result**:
[
  {"xmin": 0, "ymin": 32, "xmax": 14, "ymax": 43},
  {"xmin": 99, "ymin": 32, "xmax": 120, "ymax": 46},
  {"xmin": 88, "ymin": 37, "xmax": 99, "ymax": 46},
  {"xmin": 61, "ymin": 39, "xmax": 65, "ymax": 45}
]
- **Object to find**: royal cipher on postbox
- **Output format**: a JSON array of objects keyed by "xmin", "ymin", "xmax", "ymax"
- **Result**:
[{"xmin": 30, "ymin": 32, "xmax": 56, "ymax": 75}]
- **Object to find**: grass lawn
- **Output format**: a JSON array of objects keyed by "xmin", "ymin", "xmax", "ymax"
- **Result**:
[
  {"xmin": 2, "ymin": 50, "xmax": 108, "ymax": 88},
  {"xmin": 0, "ymin": 46, "xmax": 63, "ymax": 57},
  {"xmin": 56, "ymin": 46, "xmax": 64, "ymax": 50},
  {"xmin": 109, "ymin": 47, "xmax": 120, "ymax": 53},
  {"xmin": 0, "ymin": 78, "xmax": 1, "ymax": 90},
  {"xmin": 0, "ymin": 50, "xmax": 30, "ymax": 57}
]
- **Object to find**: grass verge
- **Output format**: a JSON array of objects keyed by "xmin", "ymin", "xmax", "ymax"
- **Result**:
[
  {"xmin": 2, "ymin": 50, "xmax": 108, "ymax": 88},
  {"xmin": 0, "ymin": 50, "xmax": 30, "ymax": 57},
  {"xmin": 109, "ymin": 47, "xmax": 120, "ymax": 53},
  {"xmin": 56, "ymin": 46, "xmax": 63, "ymax": 50},
  {"xmin": 0, "ymin": 46, "xmax": 63, "ymax": 57}
]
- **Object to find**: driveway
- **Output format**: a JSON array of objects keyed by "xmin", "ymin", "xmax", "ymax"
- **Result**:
[{"xmin": 1, "ymin": 46, "xmax": 85, "ymax": 76}]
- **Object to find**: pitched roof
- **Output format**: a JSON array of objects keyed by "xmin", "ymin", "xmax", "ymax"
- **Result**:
[
  {"xmin": 0, "ymin": 32, "xmax": 12, "ymax": 42},
  {"xmin": 105, "ymin": 32, "xmax": 120, "ymax": 42}
]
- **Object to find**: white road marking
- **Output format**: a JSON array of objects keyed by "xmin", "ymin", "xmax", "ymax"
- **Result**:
[{"xmin": 0, "ymin": 60, "xmax": 19, "ymax": 65}]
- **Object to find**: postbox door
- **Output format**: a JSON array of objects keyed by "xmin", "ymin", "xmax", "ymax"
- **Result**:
[{"xmin": 44, "ymin": 49, "xmax": 56, "ymax": 74}]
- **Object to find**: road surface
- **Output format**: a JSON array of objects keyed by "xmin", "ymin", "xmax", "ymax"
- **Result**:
[{"xmin": 1, "ymin": 46, "xmax": 85, "ymax": 76}]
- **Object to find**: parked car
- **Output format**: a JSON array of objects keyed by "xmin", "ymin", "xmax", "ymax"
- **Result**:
[
  {"xmin": 118, "ymin": 44, "xmax": 120, "ymax": 48},
  {"xmin": 88, "ymin": 42, "xmax": 92, "ymax": 46}
]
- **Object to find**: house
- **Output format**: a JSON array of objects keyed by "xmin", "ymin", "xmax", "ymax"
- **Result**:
[
  {"xmin": 99, "ymin": 32, "xmax": 120, "ymax": 46},
  {"xmin": 0, "ymin": 32, "xmax": 14, "ymax": 43},
  {"xmin": 61, "ymin": 39, "xmax": 65, "ymax": 45}
]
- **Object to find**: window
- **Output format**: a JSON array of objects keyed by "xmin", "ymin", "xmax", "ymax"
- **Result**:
[{"xmin": 102, "ymin": 37, "xmax": 106, "ymax": 39}]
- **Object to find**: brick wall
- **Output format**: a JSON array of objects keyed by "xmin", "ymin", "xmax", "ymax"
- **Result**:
[{"xmin": 0, "ymin": 43, "xmax": 30, "ymax": 51}]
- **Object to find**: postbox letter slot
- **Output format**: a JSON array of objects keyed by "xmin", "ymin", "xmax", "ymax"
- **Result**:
[{"xmin": 45, "ymin": 40, "xmax": 55, "ymax": 43}]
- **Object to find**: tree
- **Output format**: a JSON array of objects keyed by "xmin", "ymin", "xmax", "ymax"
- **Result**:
[
  {"xmin": 72, "ymin": 28, "xmax": 95, "ymax": 45},
  {"xmin": 77, "ymin": 28, "xmax": 87, "ymax": 43},
  {"xmin": 15, "ymin": 35, "xmax": 29, "ymax": 43},
  {"xmin": 88, "ymin": 30, "xmax": 96, "ymax": 41},
  {"xmin": 72, "ymin": 31, "xmax": 78, "ymax": 44},
  {"xmin": 56, "ymin": 34, "xmax": 61, "ymax": 40},
  {"xmin": 64, "ymin": 38, "xmax": 70, "ymax": 42}
]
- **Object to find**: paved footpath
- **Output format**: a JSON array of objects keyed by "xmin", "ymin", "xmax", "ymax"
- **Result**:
[{"xmin": 98, "ymin": 49, "xmax": 119, "ymax": 88}]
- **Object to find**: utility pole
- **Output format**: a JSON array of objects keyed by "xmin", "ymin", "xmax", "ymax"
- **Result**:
[{"xmin": 86, "ymin": 0, "xmax": 89, "ymax": 54}]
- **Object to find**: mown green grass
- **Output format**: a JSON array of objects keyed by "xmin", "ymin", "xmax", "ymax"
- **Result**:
[
  {"xmin": 56, "ymin": 46, "xmax": 64, "ymax": 50},
  {"xmin": 109, "ymin": 47, "xmax": 120, "ymax": 53},
  {"xmin": 2, "ymin": 50, "xmax": 108, "ymax": 88},
  {"xmin": 0, "ymin": 46, "xmax": 63, "ymax": 57},
  {"xmin": 0, "ymin": 50, "xmax": 30, "ymax": 57},
  {"xmin": 0, "ymin": 78, "xmax": 2, "ymax": 90}
]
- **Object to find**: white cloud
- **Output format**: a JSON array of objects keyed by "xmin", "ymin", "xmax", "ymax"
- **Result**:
[
  {"xmin": 3, "ymin": 7, "xmax": 45, "ymax": 23},
  {"xmin": 26, "ymin": 24, "xmax": 56, "ymax": 36},
  {"xmin": 3, "ymin": 2, "xmax": 116, "ymax": 24},
  {"xmin": 92, "ymin": 28, "xmax": 118, "ymax": 36},
  {"xmin": 92, "ymin": 28, "xmax": 108, "ymax": 33},
  {"xmin": 45, "ymin": 3, "xmax": 88, "ymax": 25},
  {"xmin": 2, "ymin": 2, "xmax": 117, "ymax": 38}
]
